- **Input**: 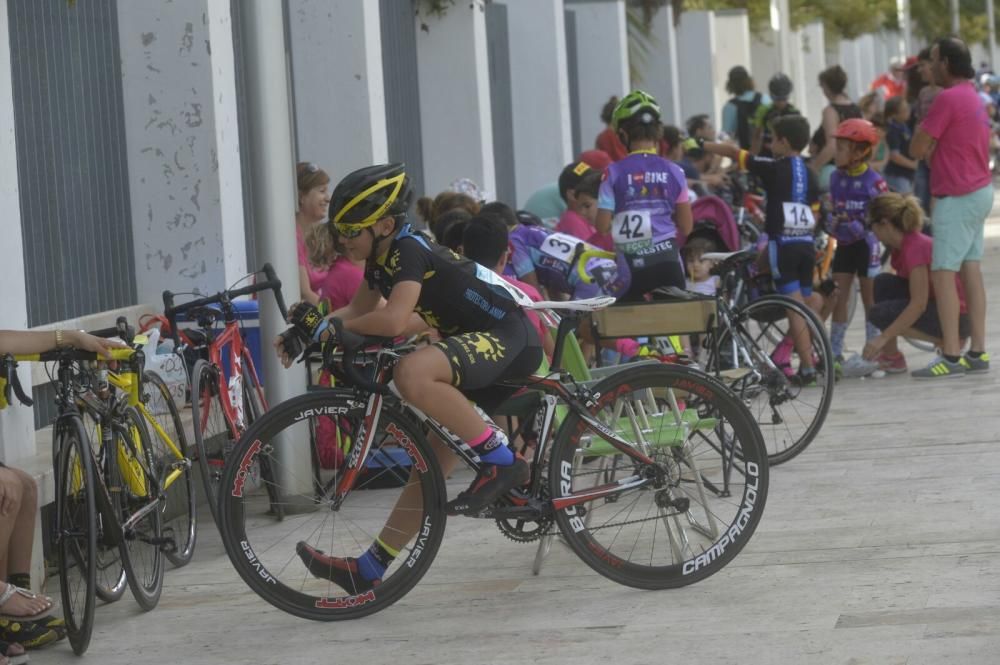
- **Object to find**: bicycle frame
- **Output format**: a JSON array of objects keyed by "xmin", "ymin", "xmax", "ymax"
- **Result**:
[
  {"xmin": 328, "ymin": 347, "xmax": 661, "ymax": 514},
  {"xmin": 201, "ymin": 318, "xmax": 267, "ymax": 439}
]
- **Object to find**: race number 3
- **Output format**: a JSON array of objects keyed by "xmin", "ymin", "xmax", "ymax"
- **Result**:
[
  {"xmin": 782, "ymin": 202, "xmax": 815, "ymax": 233},
  {"xmin": 612, "ymin": 210, "xmax": 651, "ymax": 247},
  {"xmin": 539, "ymin": 232, "xmax": 580, "ymax": 263}
]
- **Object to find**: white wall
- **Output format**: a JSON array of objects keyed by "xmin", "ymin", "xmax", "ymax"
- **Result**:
[
  {"xmin": 798, "ymin": 23, "xmax": 827, "ymax": 127},
  {"xmin": 676, "ymin": 11, "xmax": 719, "ymax": 130},
  {"xmin": 415, "ymin": 5, "xmax": 496, "ymax": 198},
  {"xmin": 0, "ymin": 0, "xmax": 33, "ymax": 466},
  {"xmin": 288, "ymin": 0, "xmax": 388, "ymax": 180},
  {"xmin": 501, "ymin": 0, "xmax": 573, "ymax": 205},
  {"xmin": 117, "ymin": 0, "xmax": 247, "ymax": 306},
  {"xmin": 569, "ymin": 0, "xmax": 629, "ymax": 152}
]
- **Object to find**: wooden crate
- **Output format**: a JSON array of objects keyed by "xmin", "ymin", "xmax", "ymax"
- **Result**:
[{"xmin": 592, "ymin": 299, "xmax": 717, "ymax": 338}]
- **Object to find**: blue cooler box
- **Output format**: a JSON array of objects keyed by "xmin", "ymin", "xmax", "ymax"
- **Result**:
[{"xmin": 176, "ymin": 299, "xmax": 266, "ymax": 384}]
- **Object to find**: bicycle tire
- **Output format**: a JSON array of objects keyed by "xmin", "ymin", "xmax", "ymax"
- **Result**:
[
  {"xmin": 219, "ymin": 391, "xmax": 446, "ymax": 621},
  {"xmin": 190, "ymin": 359, "xmax": 230, "ymax": 528},
  {"xmin": 116, "ymin": 406, "xmax": 165, "ymax": 611},
  {"xmin": 547, "ymin": 363, "xmax": 768, "ymax": 589},
  {"xmin": 730, "ymin": 294, "xmax": 834, "ymax": 465},
  {"xmin": 82, "ymin": 413, "xmax": 127, "ymax": 604},
  {"xmin": 55, "ymin": 415, "xmax": 98, "ymax": 655},
  {"xmin": 143, "ymin": 369, "xmax": 197, "ymax": 567},
  {"xmin": 240, "ymin": 349, "xmax": 284, "ymax": 521}
]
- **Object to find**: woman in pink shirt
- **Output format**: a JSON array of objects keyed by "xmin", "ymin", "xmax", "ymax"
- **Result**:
[
  {"xmin": 311, "ymin": 224, "xmax": 365, "ymax": 312},
  {"xmin": 295, "ymin": 162, "xmax": 332, "ymax": 304},
  {"xmin": 862, "ymin": 193, "xmax": 969, "ymax": 374}
]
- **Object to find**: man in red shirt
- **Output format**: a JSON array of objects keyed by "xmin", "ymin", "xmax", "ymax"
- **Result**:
[{"xmin": 870, "ymin": 57, "xmax": 907, "ymax": 100}]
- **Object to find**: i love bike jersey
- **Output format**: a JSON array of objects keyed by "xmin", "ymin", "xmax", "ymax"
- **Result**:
[
  {"xmin": 597, "ymin": 150, "xmax": 689, "ymax": 256},
  {"xmin": 828, "ymin": 165, "xmax": 888, "ymax": 245}
]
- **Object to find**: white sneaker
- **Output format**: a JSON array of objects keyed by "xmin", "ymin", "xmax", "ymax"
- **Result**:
[{"xmin": 841, "ymin": 353, "xmax": 880, "ymax": 378}]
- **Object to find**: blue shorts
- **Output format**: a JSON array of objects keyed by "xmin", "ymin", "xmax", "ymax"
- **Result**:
[{"xmin": 931, "ymin": 184, "xmax": 993, "ymax": 271}]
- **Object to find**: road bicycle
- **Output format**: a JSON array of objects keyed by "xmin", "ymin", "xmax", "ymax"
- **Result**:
[
  {"xmin": 162, "ymin": 264, "xmax": 288, "ymax": 528},
  {"xmin": 2, "ymin": 325, "xmax": 192, "ymax": 654},
  {"xmin": 700, "ymin": 250, "xmax": 834, "ymax": 465},
  {"xmin": 218, "ymin": 297, "xmax": 769, "ymax": 620}
]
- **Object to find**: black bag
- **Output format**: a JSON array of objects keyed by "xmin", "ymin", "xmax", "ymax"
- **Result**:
[{"xmin": 731, "ymin": 92, "xmax": 763, "ymax": 150}]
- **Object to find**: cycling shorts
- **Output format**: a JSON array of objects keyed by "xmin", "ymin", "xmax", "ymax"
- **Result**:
[
  {"xmin": 433, "ymin": 311, "xmax": 542, "ymax": 413},
  {"xmin": 832, "ymin": 236, "xmax": 878, "ymax": 279},
  {"xmin": 618, "ymin": 238, "xmax": 686, "ymax": 302},
  {"xmin": 769, "ymin": 241, "xmax": 814, "ymax": 297}
]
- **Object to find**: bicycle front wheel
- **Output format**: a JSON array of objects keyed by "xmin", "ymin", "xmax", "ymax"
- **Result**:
[
  {"xmin": 190, "ymin": 359, "xmax": 231, "ymax": 528},
  {"xmin": 81, "ymin": 412, "xmax": 127, "ymax": 604},
  {"xmin": 728, "ymin": 294, "xmax": 834, "ymax": 465},
  {"xmin": 219, "ymin": 391, "xmax": 446, "ymax": 620},
  {"xmin": 55, "ymin": 415, "xmax": 97, "ymax": 655},
  {"xmin": 548, "ymin": 364, "xmax": 768, "ymax": 589},
  {"xmin": 115, "ymin": 406, "xmax": 165, "ymax": 611},
  {"xmin": 144, "ymin": 369, "xmax": 197, "ymax": 567}
]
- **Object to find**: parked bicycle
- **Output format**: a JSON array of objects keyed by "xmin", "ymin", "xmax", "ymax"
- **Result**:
[
  {"xmin": 1, "ymin": 322, "xmax": 192, "ymax": 654},
  {"xmin": 162, "ymin": 263, "xmax": 288, "ymax": 528},
  {"xmin": 218, "ymin": 297, "xmax": 769, "ymax": 620},
  {"xmin": 700, "ymin": 250, "xmax": 835, "ymax": 465}
]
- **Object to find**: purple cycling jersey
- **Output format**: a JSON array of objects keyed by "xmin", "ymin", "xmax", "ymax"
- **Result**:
[
  {"xmin": 828, "ymin": 165, "xmax": 888, "ymax": 245},
  {"xmin": 597, "ymin": 151, "xmax": 688, "ymax": 254}
]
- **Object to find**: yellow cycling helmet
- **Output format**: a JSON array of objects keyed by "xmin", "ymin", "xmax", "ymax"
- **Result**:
[{"xmin": 329, "ymin": 163, "xmax": 413, "ymax": 235}]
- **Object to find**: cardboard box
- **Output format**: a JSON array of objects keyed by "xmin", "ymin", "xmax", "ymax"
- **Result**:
[{"xmin": 592, "ymin": 299, "xmax": 717, "ymax": 337}]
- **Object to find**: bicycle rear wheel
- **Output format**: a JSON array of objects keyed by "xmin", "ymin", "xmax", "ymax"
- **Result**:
[
  {"xmin": 116, "ymin": 406, "xmax": 165, "ymax": 611},
  {"xmin": 190, "ymin": 359, "xmax": 231, "ymax": 528},
  {"xmin": 143, "ymin": 369, "xmax": 197, "ymax": 567},
  {"xmin": 219, "ymin": 391, "xmax": 446, "ymax": 620},
  {"xmin": 241, "ymin": 349, "xmax": 284, "ymax": 520},
  {"xmin": 725, "ymin": 294, "xmax": 834, "ymax": 465},
  {"xmin": 548, "ymin": 364, "xmax": 768, "ymax": 589},
  {"xmin": 55, "ymin": 415, "xmax": 97, "ymax": 655}
]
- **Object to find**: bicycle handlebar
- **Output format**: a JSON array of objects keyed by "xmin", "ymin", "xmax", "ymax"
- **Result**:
[
  {"xmin": 1, "ymin": 355, "xmax": 33, "ymax": 407},
  {"xmin": 161, "ymin": 263, "xmax": 288, "ymax": 347}
]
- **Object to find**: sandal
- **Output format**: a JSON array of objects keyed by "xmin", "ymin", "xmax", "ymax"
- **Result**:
[
  {"xmin": 0, "ymin": 620, "xmax": 61, "ymax": 651},
  {"xmin": 0, "ymin": 586, "xmax": 55, "ymax": 623},
  {"xmin": 0, "ymin": 640, "xmax": 27, "ymax": 665}
]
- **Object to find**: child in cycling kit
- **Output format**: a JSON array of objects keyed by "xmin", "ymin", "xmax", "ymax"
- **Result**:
[
  {"xmin": 827, "ymin": 119, "xmax": 889, "ymax": 365},
  {"xmin": 507, "ymin": 219, "xmax": 631, "ymax": 301},
  {"xmin": 595, "ymin": 90, "xmax": 693, "ymax": 302},
  {"xmin": 702, "ymin": 115, "xmax": 821, "ymax": 381},
  {"xmin": 277, "ymin": 164, "xmax": 542, "ymax": 593}
]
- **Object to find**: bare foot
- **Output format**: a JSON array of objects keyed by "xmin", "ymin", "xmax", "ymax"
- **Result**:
[{"xmin": 0, "ymin": 582, "xmax": 53, "ymax": 620}]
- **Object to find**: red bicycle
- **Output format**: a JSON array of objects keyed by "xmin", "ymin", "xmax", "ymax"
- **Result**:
[{"xmin": 162, "ymin": 264, "xmax": 288, "ymax": 528}]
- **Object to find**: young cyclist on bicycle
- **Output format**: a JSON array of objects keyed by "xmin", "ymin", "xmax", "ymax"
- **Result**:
[
  {"xmin": 827, "ymin": 118, "xmax": 889, "ymax": 371},
  {"xmin": 701, "ymin": 115, "xmax": 822, "ymax": 383},
  {"xmin": 275, "ymin": 164, "xmax": 543, "ymax": 592},
  {"xmin": 595, "ymin": 90, "xmax": 693, "ymax": 301}
]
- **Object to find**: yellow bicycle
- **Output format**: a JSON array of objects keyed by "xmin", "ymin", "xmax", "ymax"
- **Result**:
[{"xmin": 1, "ymin": 319, "xmax": 195, "ymax": 655}]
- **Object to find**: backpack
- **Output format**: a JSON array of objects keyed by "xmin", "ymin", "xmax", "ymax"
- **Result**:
[{"xmin": 731, "ymin": 92, "xmax": 763, "ymax": 150}]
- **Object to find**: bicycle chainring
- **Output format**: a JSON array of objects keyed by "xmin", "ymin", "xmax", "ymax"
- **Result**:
[{"xmin": 494, "ymin": 489, "xmax": 554, "ymax": 543}]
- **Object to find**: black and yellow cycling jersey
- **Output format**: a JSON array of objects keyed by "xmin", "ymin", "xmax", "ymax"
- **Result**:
[
  {"xmin": 365, "ymin": 223, "xmax": 524, "ymax": 336},
  {"xmin": 365, "ymin": 223, "xmax": 541, "ymax": 412}
]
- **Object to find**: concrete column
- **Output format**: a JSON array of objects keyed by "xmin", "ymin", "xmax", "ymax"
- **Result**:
[
  {"xmin": 500, "ymin": 0, "xmax": 572, "ymax": 206},
  {"xmin": 635, "ymin": 3, "xmax": 682, "ymax": 125},
  {"xmin": 713, "ymin": 10, "xmax": 752, "ymax": 127},
  {"xmin": 415, "ymin": 6, "xmax": 496, "ymax": 198},
  {"xmin": 0, "ymin": 0, "xmax": 33, "ymax": 466},
  {"xmin": 676, "ymin": 11, "xmax": 719, "ymax": 130},
  {"xmin": 567, "ymin": 0, "xmax": 629, "ymax": 154},
  {"xmin": 798, "ymin": 22, "xmax": 827, "ymax": 125},
  {"xmin": 117, "ymin": 0, "xmax": 247, "ymax": 306},
  {"xmin": 287, "ymin": 0, "xmax": 388, "ymax": 178}
]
